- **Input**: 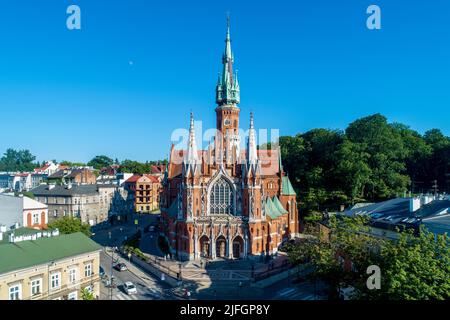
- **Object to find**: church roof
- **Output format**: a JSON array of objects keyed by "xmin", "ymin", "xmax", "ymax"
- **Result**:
[
  {"xmin": 264, "ymin": 196, "xmax": 288, "ymax": 219},
  {"xmin": 282, "ymin": 176, "xmax": 296, "ymax": 195},
  {"xmin": 272, "ymin": 196, "xmax": 289, "ymax": 214},
  {"xmin": 167, "ymin": 148, "xmax": 281, "ymax": 179},
  {"xmin": 167, "ymin": 197, "xmax": 179, "ymax": 218}
]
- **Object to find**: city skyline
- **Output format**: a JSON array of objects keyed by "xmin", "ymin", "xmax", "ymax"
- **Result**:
[{"xmin": 1, "ymin": 0, "xmax": 449, "ymax": 163}]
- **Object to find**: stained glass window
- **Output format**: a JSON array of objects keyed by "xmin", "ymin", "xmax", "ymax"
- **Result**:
[{"xmin": 209, "ymin": 177, "xmax": 233, "ymax": 214}]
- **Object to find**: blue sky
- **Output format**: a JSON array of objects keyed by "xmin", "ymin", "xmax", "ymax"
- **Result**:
[{"xmin": 0, "ymin": 0, "xmax": 449, "ymax": 163}]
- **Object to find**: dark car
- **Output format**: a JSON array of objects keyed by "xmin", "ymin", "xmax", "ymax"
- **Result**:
[{"xmin": 114, "ymin": 263, "xmax": 127, "ymax": 272}]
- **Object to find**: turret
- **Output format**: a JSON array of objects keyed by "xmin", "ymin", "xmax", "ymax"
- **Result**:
[{"xmin": 183, "ymin": 113, "xmax": 201, "ymax": 178}]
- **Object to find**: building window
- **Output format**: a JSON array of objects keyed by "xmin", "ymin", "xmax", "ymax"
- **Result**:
[
  {"xmin": 209, "ymin": 177, "xmax": 233, "ymax": 215},
  {"xmin": 53, "ymin": 210, "xmax": 58, "ymax": 217},
  {"xmin": 9, "ymin": 284, "xmax": 21, "ymax": 300},
  {"xmin": 31, "ymin": 279, "xmax": 42, "ymax": 296},
  {"xmin": 69, "ymin": 268, "xmax": 77, "ymax": 284},
  {"xmin": 63, "ymin": 210, "xmax": 67, "ymax": 217},
  {"xmin": 68, "ymin": 291, "xmax": 78, "ymax": 300},
  {"xmin": 84, "ymin": 263, "xmax": 92, "ymax": 277},
  {"xmin": 51, "ymin": 273, "xmax": 61, "ymax": 289},
  {"xmin": 33, "ymin": 213, "xmax": 39, "ymax": 224}
]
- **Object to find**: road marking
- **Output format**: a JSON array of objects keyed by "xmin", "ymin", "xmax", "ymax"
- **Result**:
[
  {"xmin": 115, "ymin": 292, "xmax": 139, "ymax": 300},
  {"xmin": 278, "ymin": 288, "xmax": 296, "ymax": 297}
]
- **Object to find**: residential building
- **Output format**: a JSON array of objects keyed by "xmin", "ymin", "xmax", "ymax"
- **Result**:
[
  {"xmin": 135, "ymin": 175, "xmax": 161, "ymax": 213},
  {"xmin": 47, "ymin": 167, "xmax": 97, "ymax": 185},
  {"xmin": 0, "ymin": 194, "xmax": 48, "ymax": 230},
  {"xmin": 0, "ymin": 173, "xmax": 32, "ymax": 192},
  {"xmin": 160, "ymin": 21, "xmax": 299, "ymax": 261},
  {"xmin": 0, "ymin": 232, "xmax": 101, "ymax": 300},
  {"xmin": 124, "ymin": 174, "xmax": 161, "ymax": 213},
  {"xmin": 33, "ymin": 161, "xmax": 60, "ymax": 176},
  {"xmin": 31, "ymin": 173, "xmax": 47, "ymax": 189},
  {"xmin": 31, "ymin": 184, "xmax": 116, "ymax": 225}
]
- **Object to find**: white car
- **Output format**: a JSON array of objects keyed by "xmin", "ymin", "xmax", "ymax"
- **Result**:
[{"xmin": 124, "ymin": 282, "xmax": 137, "ymax": 295}]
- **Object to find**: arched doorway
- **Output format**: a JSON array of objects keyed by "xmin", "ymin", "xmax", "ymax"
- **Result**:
[
  {"xmin": 199, "ymin": 235, "xmax": 210, "ymax": 259},
  {"xmin": 232, "ymin": 236, "xmax": 244, "ymax": 259},
  {"xmin": 216, "ymin": 236, "xmax": 227, "ymax": 258}
]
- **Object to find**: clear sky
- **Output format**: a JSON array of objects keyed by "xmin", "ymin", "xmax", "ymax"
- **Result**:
[{"xmin": 0, "ymin": 0, "xmax": 449, "ymax": 163}]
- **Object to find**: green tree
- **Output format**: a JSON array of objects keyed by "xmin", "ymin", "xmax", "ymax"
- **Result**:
[
  {"xmin": 287, "ymin": 216, "xmax": 450, "ymax": 300},
  {"xmin": 87, "ymin": 155, "xmax": 114, "ymax": 170},
  {"xmin": 47, "ymin": 216, "xmax": 91, "ymax": 237},
  {"xmin": 81, "ymin": 287, "xmax": 95, "ymax": 300},
  {"xmin": 0, "ymin": 148, "xmax": 39, "ymax": 172},
  {"xmin": 345, "ymin": 114, "xmax": 410, "ymax": 200},
  {"xmin": 59, "ymin": 160, "xmax": 86, "ymax": 167}
]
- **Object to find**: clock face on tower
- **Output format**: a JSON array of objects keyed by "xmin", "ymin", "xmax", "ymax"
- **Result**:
[{"xmin": 224, "ymin": 118, "xmax": 231, "ymax": 126}]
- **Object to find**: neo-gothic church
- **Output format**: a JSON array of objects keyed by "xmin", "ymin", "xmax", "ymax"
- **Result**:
[{"xmin": 160, "ymin": 21, "xmax": 299, "ymax": 261}]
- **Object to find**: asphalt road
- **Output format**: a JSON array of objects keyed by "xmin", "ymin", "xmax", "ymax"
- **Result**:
[{"xmin": 99, "ymin": 250, "xmax": 174, "ymax": 300}]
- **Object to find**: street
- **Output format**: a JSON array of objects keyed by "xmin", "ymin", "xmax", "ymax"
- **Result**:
[
  {"xmin": 99, "ymin": 249, "xmax": 175, "ymax": 300},
  {"xmin": 91, "ymin": 214, "xmax": 326, "ymax": 301}
]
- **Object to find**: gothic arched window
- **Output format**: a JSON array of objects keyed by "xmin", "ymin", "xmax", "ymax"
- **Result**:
[{"xmin": 209, "ymin": 177, "xmax": 234, "ymax": 215}]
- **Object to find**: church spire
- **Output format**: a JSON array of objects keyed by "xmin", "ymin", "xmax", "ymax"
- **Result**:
[
  {"xmin": 216, "ymin": 16, "xmax": 240, "ymax": 106},
  {"xmin": 186, "ymin": 112, "xmax": 199, "ymax": 164},
  {"xmin": 248, "ymin": 112, "xmax": 258, "ymax": 165}
]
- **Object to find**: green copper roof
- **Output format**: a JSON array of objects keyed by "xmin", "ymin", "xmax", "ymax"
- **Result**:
[
  {"xmin": 264, "ymin": 196, "xmax": 288, "ymax": 219},
  {"xmin": 282, "ymin": 176, "xmax": 296, "ymax": 196},
  {"xmin": 0, "ymin": 232, "xmax": 102, "ymax": 274},
  {"xmin": 167, "ymin": 198, "xmax": 179, "ymax": 218},
  {"xmin": 216, "ymin": 18, "xmax": 240, "ymax": 106},
  {"xmin": 272, "ymin": 196, "xmax": 288, "ymax": 214}
]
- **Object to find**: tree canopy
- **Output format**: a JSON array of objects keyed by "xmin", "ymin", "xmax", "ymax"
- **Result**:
[
  {"xmin": 118, "ymin": 159, "xmax": 167, "ymax": 174},
  {"xmin": 278, "ymin": 113, "xmax": 450, "ymax": 214},
  {"xmin": 286, "ymin": 216, "xmax": 450, "ymax": 300},
  {"xmin": 87, "ymin": 155, "xmax": 114, "ymax": 170},
  {"xmin": 47, "ymin": 216, "xmax": 91, "ymax": 237},
  {"xmin": 0, "ymin": 148, "xmax": 39, "ymax": 172}
]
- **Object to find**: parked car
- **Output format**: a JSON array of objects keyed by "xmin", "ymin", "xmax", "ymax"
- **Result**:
[
  {"xmin": 114, "ymin": 263, "xmax": 127, "ymax": 272},
  {"xmin": 124, "ymin": 282, "xmax": 137, "ymax": 295}
]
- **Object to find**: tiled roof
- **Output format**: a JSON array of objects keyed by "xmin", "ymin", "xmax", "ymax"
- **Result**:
[
  {"xmin": 125, "ymin": 175, "xmax": 141, "ymax": 183},
  {"xmin": 0, "ymin": 232, "xmax": 102, "ymax": 274},
  {"xmin": 143, "ymin": 175, "xmax": 160, "ymax": 183},
  {"xmin": 31, "ymin": 184, "xmax": 99, "ymax": 196},
  {"xmin": 168, "ymin": 148, "xmax": 281, "ymax": 178}
]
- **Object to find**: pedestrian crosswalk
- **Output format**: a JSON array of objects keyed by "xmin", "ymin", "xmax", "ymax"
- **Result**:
[
  {"xmin": 276, "ymin": 287, "xmax": 322, "ymax": 300},
  {"xmin": 115, "ymin": 292, "xmax": 139, "ymax": 300}
]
